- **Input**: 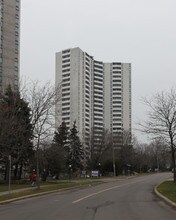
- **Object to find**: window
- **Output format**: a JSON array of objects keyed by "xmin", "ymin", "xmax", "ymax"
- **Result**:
[
  {"xmin": 62, "ymin": 107, "xmax": 70, "ymax": 111},
  {"xmin": 62, "ymin": 59, "xmax": 70, "ymax": 63},
  {"xmin": 113, "ymin": 67, "xmax": 121, "ymax": 70},
  {"xmin": 62, "ymin": 97, "xmax": 70, "ymax": 102},
  {"xmin": 62, "ymin": 92, "xmax": 70, "ymax": 97},
  {"xmin": 62, "ymin": 112, "xmax": 70, "ymax": 116},
  {"xmin": 62, "ymin": 102, "xmax": 70, "ymax": 106},
  {"xmin": 62, "ymin": 64, "xmax": 70, "ymax": 68},
  {"xmin": 62, "ymin": 49, "xmax": 70, "ymax": 54},
  {"xmin": 62, "ymin": 55, "xmax": 70, "ymax": 59},
  {"xmin": 15, "ymin": 14, "xmax": 19, "ymax": 19},
  {"xmin": 112, "ymin": 62, "xmax": 121, "ymax": 65},
  {"xmin": 62, "ymin": 82, "xmax": 70, "ymax": 87},
  {"xmin": 62, "ymin": 78, "xmax": 70, "ymax": 82},
  {"xmin": 63, "ymin": 68, "xmax": 70, "ymax": 73},
  {"xmin": 62, "ymin": 88, "xmax": 70, "ymax": 92}
]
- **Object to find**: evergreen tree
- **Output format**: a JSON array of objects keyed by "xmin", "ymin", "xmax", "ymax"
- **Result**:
[
  {"xmin": 0, "ymin": 86, "xmax": 34, "ymax": 180},
  {"xmin": 49, "ymin": 121, "xmax": 69, "ymax": 175},
  {"xmin": 67, "ymin": 121, "xmax": 84, "ymax": 172},
  {"xmin": 53, "ymin": 121, "xmax": 69, "ymax": 149}
]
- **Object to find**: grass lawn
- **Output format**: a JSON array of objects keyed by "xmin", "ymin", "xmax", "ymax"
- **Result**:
[
  {"xmin": 0, "ymin": 182, "xmax": 78, "ymax": 202},
  {"xmin": 0, "ymin": 184, "xmax": 30, "ymax": 192},
  {"xmin": 157, "ymin": 181, "xmax": 176, "ymax": 203},
  {"xmin": 0, "ymin": 181, "xmax": 57, "ymax": 192}
]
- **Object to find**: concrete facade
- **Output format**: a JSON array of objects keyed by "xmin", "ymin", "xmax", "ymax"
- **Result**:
[
  {"xmin": 0, "ymin": 0, "xmax": 20, "ymax": 93},
  {"xmin": 56, "ymin": 47, "xmax": 131, "ymax": 156}
]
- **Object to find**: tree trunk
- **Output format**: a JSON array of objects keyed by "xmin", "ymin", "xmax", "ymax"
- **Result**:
[
  {"xmin": 4, "ymin": 160, "xmax": 10, "ymax": 183},
  {"xmin": 18, "ymin": 164, "xmax": 23, "ymax": 180},
  {"xmin": 14, "ymin": 163, "xmax": 18, "ymax": 180}
]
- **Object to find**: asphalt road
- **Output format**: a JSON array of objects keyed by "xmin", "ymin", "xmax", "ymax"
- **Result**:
[{"xmin": 0, "ymin": 173, "xmax": 176, "ymax": 220}]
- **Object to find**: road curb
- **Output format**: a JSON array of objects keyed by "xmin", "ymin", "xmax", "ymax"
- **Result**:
[
  {"xmin": 0, "ymin": 176, "xmax": 139, "ymax": 205},
  {"xmin": 0, "ymin": 186, "xmax": 78, "ymax": 205},
  {"xmin": 0, "ymin": 182, "xmax": 103, "ymax": 205},
  {"xmin": 154, "ymin": 183, "xmax": 176, "ymax": 208}
]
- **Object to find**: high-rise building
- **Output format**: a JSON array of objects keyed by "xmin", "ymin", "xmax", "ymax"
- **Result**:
[
  {"xmin": 0, "ymin": 0, "xmax": 20, "ymax": 93},
  {"xmin": 56, "ymin": 47, "xmax": 131, "ymax": 157}
]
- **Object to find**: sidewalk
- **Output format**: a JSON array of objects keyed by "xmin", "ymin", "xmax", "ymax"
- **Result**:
[{"xmin": 0, "ymin": 186, "xmax": 37, "ymax": 196}]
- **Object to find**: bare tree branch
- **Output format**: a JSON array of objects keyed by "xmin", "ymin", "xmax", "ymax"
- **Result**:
[{"xmin": 139, "ymin": 89, "xmax": 176, "ymax": 182}]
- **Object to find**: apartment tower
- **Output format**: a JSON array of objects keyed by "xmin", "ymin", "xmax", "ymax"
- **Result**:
[
  {"xmin": 56, "ymin": 47, "xmax": 131, "ymax": 157},
  {"xmin": 0, "ymin": 0, "xmax": 20, "ymax": 93}
]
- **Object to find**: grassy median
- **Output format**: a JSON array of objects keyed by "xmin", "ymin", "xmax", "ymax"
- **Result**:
[{"xmin": 157, "ymin": 181, "xmax": 176, "ymax": 203}]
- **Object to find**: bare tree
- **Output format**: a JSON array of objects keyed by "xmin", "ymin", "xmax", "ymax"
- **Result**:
[
  {"xmin": 119, "ymin": 130, "xmax": 133, "ymax": 166},
  {"xmin": 89, "ymin": 128, "xmax": 112, "ymax": 170},
  {"xmin": 89, "ymin": 129, "xmax": 133, "ymax": 175},
  {"xmin": 25, "ymin": 81, "xmax": 61, "ymax": 188},
  {"xmin": 140, "ymin": 89, "xmax": 176, "ymax": 182}
]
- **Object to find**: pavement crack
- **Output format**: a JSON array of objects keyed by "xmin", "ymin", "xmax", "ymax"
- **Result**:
[{"xmin": 87, "ymin": 201, "xmax": 114, "ymax": 220}]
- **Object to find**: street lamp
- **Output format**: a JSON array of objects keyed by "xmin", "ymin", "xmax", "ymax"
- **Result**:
[
  {"xmin": 98, "ymin": 163, "xmax": 101, "ymax": 177},
  {"xmin": 69, "ymin": 164, "xmax": 72, "ymax": 182}
]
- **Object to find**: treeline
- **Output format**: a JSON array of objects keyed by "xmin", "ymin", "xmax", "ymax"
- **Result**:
[
  {"xmin": 0, "ymin": 86, "xmax": 33, "ymax": 181},
  {"xmin": 0, "ymin": 81, "xmax": 60, "ymax": 182},
  {"xmin": 0, "ymin": 83, "xmax": 173, "ymax": 183}
]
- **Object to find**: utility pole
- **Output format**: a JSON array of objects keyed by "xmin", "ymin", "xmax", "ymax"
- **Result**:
[{"xmin": 8, "ymin": 155, "xmax": 11, "ymax": 194}]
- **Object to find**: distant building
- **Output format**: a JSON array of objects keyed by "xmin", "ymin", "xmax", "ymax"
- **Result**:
[
  {"xmin": 55, "ymin": 47, "xmax": 131, "ymax": 157},
  {"xmin": 0, "ymin": 0, "xmax": 20, "ymax": 93}
]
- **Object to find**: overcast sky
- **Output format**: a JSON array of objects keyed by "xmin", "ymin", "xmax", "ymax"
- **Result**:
[{"xmin": 20, "ymin": 0, "xmax": 176, "ymax": 142}]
